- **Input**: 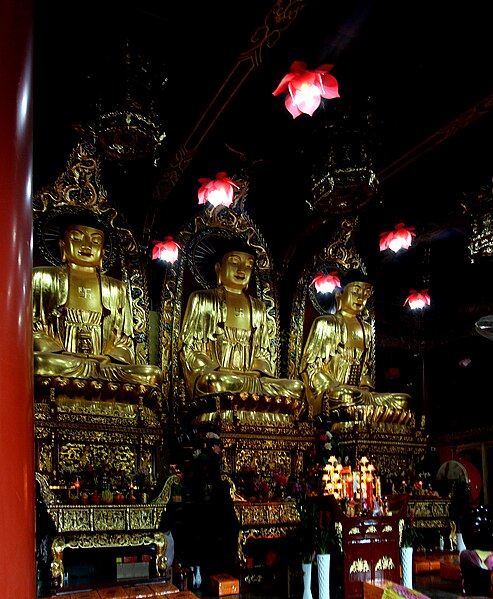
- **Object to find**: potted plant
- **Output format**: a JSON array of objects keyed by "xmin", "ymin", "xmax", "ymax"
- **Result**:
[
  {"xmin": 316, "ymin": 502, "xmax": 341, "ymax": 599},
  {"xmin": 400, "ymin": 510, "xmax": 423, "ymax": 589},
  {"xmin": 296, "ymin": 494, "xmax": 318, "ymax": 599},
  {"xmin": 449, "ymin": 479, "xmax": 472, "ymax": 552}
]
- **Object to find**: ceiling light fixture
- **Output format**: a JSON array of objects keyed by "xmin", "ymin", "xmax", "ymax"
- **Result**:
[
  {"xmin": 379, "ymin": 222, "xmax": 416, "ymax": 253},
  {"xmin": 404, "ymin": 289, "xmax": 431, "ymax": 310},
  {"xmin": 310, "ymin": 271, "xmax": 341, "ymax": 294},
  {"xmin": 152, "ymin": 237, "xmax": 181, "ymax": 264},
  {"xmin": 197, "ymin": 172, "xmax": 239, "ymax": 207},
  {"xmin": 272, "ymin": 61, "xmax": 340, "ymax": 119}
]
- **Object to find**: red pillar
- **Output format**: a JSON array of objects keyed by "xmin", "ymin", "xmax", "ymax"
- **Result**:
[{"xmin": 0, "ymin": 1, "xmax": 35, "ymax": 597}]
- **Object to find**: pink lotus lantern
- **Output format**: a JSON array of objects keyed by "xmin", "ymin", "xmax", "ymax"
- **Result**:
[
  {"xmin": 152, "ymin": 236, "xmax": 181, "ymax": 264},
  {"xmin": 379, "ymin": 222, "xmax": 416, "ymax": 253},
  {"xmin": 197, "ymin": 172, "xmax": 239, "ymax": 207},
  {"xmin": 404, "ymin": 289, "xmax": 431, "ymax": 310},
  {"xmin": 310, "ymin": 271, "xmax": 341, "ymax": 294},
  {"xmin": 272, "ymin": 61, "xmax": 340, "ymax": 119}
]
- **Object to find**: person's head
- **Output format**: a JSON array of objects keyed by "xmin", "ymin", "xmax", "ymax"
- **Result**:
[
  {"xmin": 336, "ymin": 270, "xmax": 372, "ymax": 315},
  {"xmin": 60, "ymin": 223, "xmax": 106, "ymax": 269}
]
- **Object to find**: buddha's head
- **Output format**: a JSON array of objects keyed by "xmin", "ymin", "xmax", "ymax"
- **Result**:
[
  {"xmin": 336, "ymin": 270, "xmax": 372, "ymax": 315},
  {"xmin": 216, "ymin": 250, "xmax": 255, "ymax": 293},
  {"xmin": 60, "ymin": 223, "xmax": 106, "ymax": 269},
  {"xmin": 213, "ymin": 237, "xmax": 256, "ymax": 293}
]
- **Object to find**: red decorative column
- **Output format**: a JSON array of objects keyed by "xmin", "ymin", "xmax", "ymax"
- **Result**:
[{"xmin": 0, "ymin": 1, "xmax": 35, "ymax": 597}]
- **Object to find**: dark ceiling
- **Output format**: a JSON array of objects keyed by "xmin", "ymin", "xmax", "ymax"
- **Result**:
[{"xmin": 33, "ymin": 1, "xmax": 493, "ymax": 438}]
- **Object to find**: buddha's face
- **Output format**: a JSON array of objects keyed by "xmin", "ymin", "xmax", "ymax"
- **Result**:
[
  {"xmin": 60, "ymin": 224, "xmax": 105, "ymax": 269},
  {"xmin": 339, "ymin": 281, "xmax": 372, "ymax": 315},
  {"xmin": 216, "ymin": 250, "xmax": 255, "ymax": 292}
]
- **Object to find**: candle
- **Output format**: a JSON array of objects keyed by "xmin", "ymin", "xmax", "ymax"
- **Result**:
[
  {"xmin": 376, "ymin": 476, "xmax": 381, "ymax": 498},
  {"xmin": 366, "ymin": 475, "xmax": 373, "ymax": 512},
  {"xmin": 346, "ymin": 476, "xmax": 354, "ymax": 499}
]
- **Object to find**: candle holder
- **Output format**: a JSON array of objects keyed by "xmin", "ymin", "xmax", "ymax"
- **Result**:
[{"xmin": 321, "ymin": 455, "xmax": 383, "ymax": 517}]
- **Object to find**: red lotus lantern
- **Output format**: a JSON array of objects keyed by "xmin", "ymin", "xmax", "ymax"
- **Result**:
[
  {"xmin": 379, "ymin": 222, "xmax": 416, "ymax": 253},
  {"xmin": 272, "ymin": 61, "xmax": 340, "ymax": 119},
  {"xmin": 152, "ymin": 236, "xmax": 181, "ymax": 264},
  {"xmin": 404, "ymin": 289, "xmax": 431, "ymax": 310},
  {"xmin": 197, "ymin": 172, "xmax": 239, "ymax": 207},
  {"xmin": 310, "ymin": 271, "xmax": 341, "ymax": 294}
]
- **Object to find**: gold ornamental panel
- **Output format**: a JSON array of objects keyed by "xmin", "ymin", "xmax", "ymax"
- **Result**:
[
  {"xmin": 48, "ymin": 504, "xmax": 166, "ymax": 533},
  {"xmin": 407, "ymin": 497, "xmax": 452, "ymax": 528},
  {"xmin": 349, "ymin": 558, "xmax": 370, "ymax": 574},
  {"xmin": 93, "ymin": 507, "xmax": 126, "ymax": 531},
  {"xmin": 234, "ymin": 500, "xmax": 300, "ymax": 527},
  {"xmin": 375, "ymin": 556, "xmax": 395, "ymax": 572}
]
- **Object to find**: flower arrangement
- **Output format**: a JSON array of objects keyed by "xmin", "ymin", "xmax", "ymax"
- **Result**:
[
  {"xmin": 317, "ymin": 502, "xmax": 342, "ymax": 555},
  {"xmin": 384, "ymin": 467, "xmax": 441, "ymax": 498},
  {"xmin": 400, "ymin": 509, "xmax": 424, "ymax": 548},
  {"xmin": 235, "ymin": 462, "xmax": 294, "ymax": 502},
  {"xmin": 303, "ymin": 428, "xmax": 345, "ymax": 495},
  {"xmin": 59, "ymin": 462, "xmax": 142, "ymax": 504},
  {"xmin": 296, "ymin": 493, "xmax": 318, "ymax": 563}
]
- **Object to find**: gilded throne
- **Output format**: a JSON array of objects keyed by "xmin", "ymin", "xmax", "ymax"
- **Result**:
[
  {"xmin": 159, "ymin": 173, "xmax": 315, "ymax": 568},
  {"xmin": 33, "ymin": 143, "xmax": 174, "ymax": 588},
  {"xmin": 288, "ymin": 216, "xmax": 427, "ymax": 474}
]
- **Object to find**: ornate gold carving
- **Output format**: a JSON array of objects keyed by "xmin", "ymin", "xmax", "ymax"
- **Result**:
[
  {"xmin": 333, "ymin": 421, "xmax": 427, "ymax": 474},
  {"xmin": 382, "ymin": 524, "xmax": 393, "ymax": 533},
  {"xmin": 407, "ymin": 498, "xmax": 452, "ymax": 529},
  {"xmin": 243, "ymin": 573, "xmax": 264, "ymax": 584},
  {"xmin": 366, "ymin": 525, "xmax": 377, "ymax": 534},
  {"xmin": 234, "ymin": 501, "xmax": 300, "ymax": 527},
  {"xmin": 348, "ymin": 527, "xmax": 361, "ymax": 535},
  {"xmin": 51, "ymin": 531, "xmax": 167, "ymax": 588},
  {"xmin": 349, "ymin": 558, "xmax": 370, "ymax": 574},
  {"xmin": 375, "ymin": 556, "xmax": 395, "ymax": 571}
]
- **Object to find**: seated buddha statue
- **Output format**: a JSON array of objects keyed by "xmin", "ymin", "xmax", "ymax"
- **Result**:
[
  {"xmin": 300, "ymin": 270, "xmax": 412, "ymax": 425},
  {"xmin": 33, "ymin": 213, "xmax": 162, "ymax": 389},
  {"xmin": 179, "ymin": 239, "xmax": 305, "ymax": 406}
]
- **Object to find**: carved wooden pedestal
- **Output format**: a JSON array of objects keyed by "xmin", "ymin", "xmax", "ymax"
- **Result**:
[
  {"xmin": 37, "ymin": 473, "xmax": 177, "ymax": 588},
  {"xmin": 331, "ymin": 497, "xmax": 405, "ymax": 599}
]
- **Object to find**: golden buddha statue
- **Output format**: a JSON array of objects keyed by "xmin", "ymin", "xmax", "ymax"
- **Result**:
[
  {"xmin": 179, "ymin": 240, "xmax": 305, "ymax": 403},
  {"xmin": 300, "ymin": 271, "xmax": 412, "ymax": 424},
  {"xmin": 33, "ymin": 214, "xmax": 162, "ymax": 388}
]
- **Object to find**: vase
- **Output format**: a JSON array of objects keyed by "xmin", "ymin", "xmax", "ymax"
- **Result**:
[
  {"xmin": 317, "ymin": 553, "xmax": 330, "ymax": 599},
  {"xmin": 302, "ymin": 562, "xmax": 313, "ymax": 599},
  {"xmin": 456, "ymin": 532, "xmax": 466, "ymax": 554},
  {"xmin": 192, "ymin": 565, "xmax": 202, "ymax": 588},
  {"xmin": 400, "ymin": 546, "xmax": 413, "ymax": 589}
]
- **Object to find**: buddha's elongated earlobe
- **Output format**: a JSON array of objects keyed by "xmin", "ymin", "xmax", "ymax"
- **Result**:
[
  {"xmin": 59, "ymin": 239, "xmax": 67, "ymax": 263},
  {"xmin": 335, "ymin": 290, "xmax": 342, "ymax": 311},
  {"xmin": 215, "ymin": 262, "xmax": 222, "ymax": 285}
]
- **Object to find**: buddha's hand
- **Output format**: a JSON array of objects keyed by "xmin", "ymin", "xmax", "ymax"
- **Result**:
[
  {"xmin": 61, "ymin": 351, "xmax": 111, "ymax": 364},
  {"xmin": 312, "ymin": 370, "xmax": 338, "ymax": 394},
  {"xmin": 33, "ymin": 332, "xmax": 64, "ymax": 353}
]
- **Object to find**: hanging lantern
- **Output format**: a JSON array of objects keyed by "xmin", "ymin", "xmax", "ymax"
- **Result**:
[
  {"xmin": 197, "ymin": 172, "xmax": 239, "ymax": 207},
  {"xmin": 152, "ymin": 236, "xmax": 181, "ymax": 264},
  {"xmin": 404, "ymin": 289, "xmax": 431, "ymax": 310},
  {"xmin": 272, "ymin": 61, "xmax": 340, "ymax": 119},
  {"xmin": 379, "ymin": 222, "xmax": 416, "ymax": 253},
  {"xmin": 310, "ymin": 271, "xmax": 341, "ymax": 294}
]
